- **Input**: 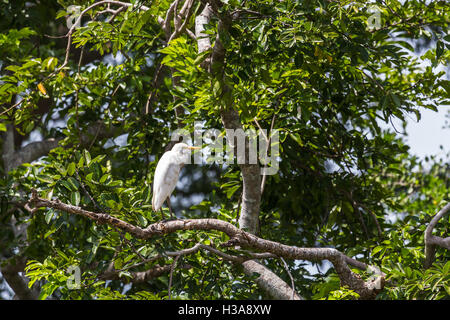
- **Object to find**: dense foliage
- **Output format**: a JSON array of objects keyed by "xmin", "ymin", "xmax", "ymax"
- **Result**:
[{"xmin": 0, "ymin": 0, "xmax": 449, "ymax": 300}]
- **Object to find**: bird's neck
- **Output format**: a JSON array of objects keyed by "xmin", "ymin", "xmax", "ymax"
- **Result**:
[{"xmin": 173, "ymin": 152, "xmax": 190, "ymax": 166}]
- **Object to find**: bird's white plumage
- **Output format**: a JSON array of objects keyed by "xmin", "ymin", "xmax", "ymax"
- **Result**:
[
  {"xmin": 152, "ymin": 143, "xmax": 198, "ymax": 213},
  {"xmin": 152, "ymin": 152, "xmax": 180, "ymax": 211}
]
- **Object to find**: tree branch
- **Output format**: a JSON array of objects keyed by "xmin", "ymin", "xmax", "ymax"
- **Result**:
[
  {"xmin": 27, "ymin": 190, "xmax": 384, "ymax": 299},
  {"xmin": 3, "ymin": 138, "xmax": 60, "ymax": 173},
  {"xmin": 424, "ymin": 203, "xmax": 450, "ymax": 269},
  {"xmin": 0, "ymin": 256, "xmax": 39, "ymax": 300},
  {"xmin": 1, "ymin": 119, "xmax": 122, "ymax": 298},
  {"xmin": 194, "ymin": 1, "xmax": 296, "ymax": 299},
  {"xmin": 2, "ymin": 121, "xmax": 121, "ymax": 174},
  {"xmin": 1, "ymin": 124, "xmax": 40, "ymax": 300},
  {"xmin": 59, "ymin": 1, "xmax": 150, "ymax": 74},
  {"xmin": 195, "ymin": 4, "xmax": 213, "ymax": 68},
  {"xmin": 242, "ymin": 260, "xmax": 302, "ymax": 300},
  {"xmin": 196, "ymin": 2, "xmax": 261, "ymax": 234},
  {"xmin": 100, "ymin": 263, "xmax": 192, "ymax": 283},
  {"xmin": 280, "ymin": 257, "xmax": 296, "ymax": 300}
]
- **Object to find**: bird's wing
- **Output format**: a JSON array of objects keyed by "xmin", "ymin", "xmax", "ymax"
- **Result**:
[{"xmin": 152, "ymin": 152, "xmax": 181, "ymax": 211}]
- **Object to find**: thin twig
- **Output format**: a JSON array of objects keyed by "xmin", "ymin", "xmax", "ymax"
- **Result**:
[
  {"xmin": 1, "ymin": 1, "xmax": 150, "ymax": 118},
  {"xmin": 280, "ymin": 257, "xmax": 296, "ymax": 300},
  {"xmin": 27, "ymin": 191, "xmax": 384, "ymax": 299},
  {"xmin": 0, "ymin": 98, "xmax": 25, "ymax": 117},
  {"xmin": 144, "ymin": 62, "xmax": 165, "ymax": 114},
  {"xmin": 74, "ymin": 43, "xmax": 84, "ymax": 144},
  {"xmin": 168, "ymin": 0, "xmax": 195, "ymax": 42},
  {"xmin": 168, "ymin": 255, "xmax": 180, "ymax": 300}
]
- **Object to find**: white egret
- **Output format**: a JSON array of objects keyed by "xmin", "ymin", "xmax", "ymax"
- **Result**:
[{"xmin": 152, "ymin": 142, "xmax": 200, "ymax": 220}]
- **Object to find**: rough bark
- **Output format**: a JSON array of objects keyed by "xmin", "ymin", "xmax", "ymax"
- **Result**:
[
  {"xmin": 242, "ymin": 260, "xmax": 302, "ymax": 300},
  {"xmin": 0, "ymin": 257, "xmax": 39, "ymax": 300},
  {"xmin": 424, "ymin": 203, "xmax": 450, "ymax": 269},
  {"xmin": 193, "ymin": 1, "xmax": 303, "ymax": 300},
  {"xmin": 27, "ymin": 191, "xmax": 384, "ymax": 299},
  {"xmin": 4, "ymin": 138, "xmax": 60, "ymax": 173},
  {"xmin": 195, "ymin": 4, "xmax": 213, "ymax": 69},
  {"xmin": 1, "ymin": 125, "xmax": 40, "ymax": 300},
  {"xmin": 1, "ymin": 1, "xmax": 390, "ymax": 300},
  {"xmin": 100, "ymin": 264, "xmax": 192, "ymax": 283},
  {"xmin": 220, "ymin": 111, "xmax": 261, "ymax": 234},
  {"xmin": 2, "ymin": 121, "xmax": 120, "ymax": 173},
  {"xmin": 196, "ymin": 2, "xmax": 261, "ymax": 234}
]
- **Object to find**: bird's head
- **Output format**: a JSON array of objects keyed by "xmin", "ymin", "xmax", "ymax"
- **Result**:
[{"xmin": 171, "ymin": 143, "xmax": 200, "ymax": 163}]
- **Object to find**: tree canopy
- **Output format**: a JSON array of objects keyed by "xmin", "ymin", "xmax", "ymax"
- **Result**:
[{"xmin": 0, "ymin": 0, "xmax": 449, "ymax": 300}]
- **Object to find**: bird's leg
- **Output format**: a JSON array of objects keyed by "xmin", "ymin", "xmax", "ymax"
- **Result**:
[
  {"xmin": 167, "ymin": 197, "xmax": 174, "ymax": 220},
  {"xmin": 160, "ymin": 208, "xmax": 165, "ymax": 221}
]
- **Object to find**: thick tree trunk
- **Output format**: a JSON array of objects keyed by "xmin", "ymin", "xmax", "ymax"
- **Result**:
[{"xmin": 195, "ymin": 2, "xmax": 301, "ymax": 299}]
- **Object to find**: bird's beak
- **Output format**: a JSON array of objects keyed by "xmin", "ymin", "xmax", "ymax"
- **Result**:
[{"xmin": 187, "ymin": 146, "xmax": 201, "ymax": 150}]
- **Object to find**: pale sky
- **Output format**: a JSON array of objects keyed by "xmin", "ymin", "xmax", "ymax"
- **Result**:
[{"xmin": 404, "ymin": 107, "xmax": 449, "ymax": 160}]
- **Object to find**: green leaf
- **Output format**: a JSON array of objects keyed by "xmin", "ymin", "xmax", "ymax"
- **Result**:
[
  {"xmin": 137, "ymin": 214, "xmax": 147, "ymax": 227},
  {"xmin": 59, "ymin": 180, "xmax": 73, "ymax": 191},
  {"xmin": 23, "ymin": 120, "xmax": 34, "ymax": 134},
  {"xmin": 289, "ymin": 133, "xmax": 303, "ymax": 146},
  {"xmin": 106, "ymin": 199, "xmax": 122, "ymax": 210},
  {"xmin": 71, "ymin": 191, "xmax": 81, "ymax": 206},
  {"xmin": 358, "ymin": 46, "xmax": 369, "ymax": 63},
  {"xmin": 225, "ymin": 185, "xmax": 240, "ymax": 199},
  {"xmin": 67, "ymin": 177, "xmax": 79, "ymax": 191},
  {"xmin": 85, "ymin": 172, "xmax": 94, "ymax": 183},
  {"xmin": 37, "ymin": 175, "xmax": 54, "ymax": 184},
  {"xmin": 372, "ymin": 246, "xmax": 384, "ymax": 256},
  {"xmin": 390, "ymin": 93, "xmax": 401, "ymax": 107},
  {"xmin": 114, "ymin": 257, "xmax": 123, "ymax": 270},
  {"xmin": 99, "ymin": 174, "xmax": 110, "ymax": 184},
  {"xmin": 143, "ymin": 186, "xmax": 151, "ymax": 203},
  {"xmin": 83, "ymin": 150, "xmax": 91, "ymax": 166},
  {"xmin": 91, "ymin": 154, "xmax": 106, "ymax": 164},
  {"xmin": 43, "ymin": 57, "xmax": 58, "ymax": 70},
  {"xmin": 56, "ymin": 10, "xmax": 68, "ymax": 20},
  {"xmin": 67, "ymin": 162, "xmax": 76, "ymax": 176},
  {"xmin": 86, "ymin": 237, "xmax": 101, "ymax": 263},
  {"xmin": 436, "ymin": 40, "xmax": 444, "ymax": 59},
  {"xmin": 55, "ymin": 249, "xmax": 69, "ymax": 262},
  {"xmin": 396, "ymin": 40, "xmax": 414, "ymax": 52},
  {"xmin": 193, "ymin": 49, "xmax": 212, "ymax": 66},
  {"xmin": 45, "ymin": 209, "xmax": 55, "ymax": 224},
  {"xmin": 44, "ymin": 227, "xmax": 57, "ymax": 239},
  {"xmin": 77, "ymin": 156, "xmax": 85, "ymax": 168},
  {"xmin": 326, "ymin": 205, "xmax": 340, "ymax": 229}
]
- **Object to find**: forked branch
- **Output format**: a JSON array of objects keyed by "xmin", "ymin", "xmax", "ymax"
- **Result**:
[
  {"xmin": 27, "ymin": 190, "xmax": 385, "ymax": 299},
  {"xmin": 424, "ymin": 203, "xmax": 450, "ymax": 269}
]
